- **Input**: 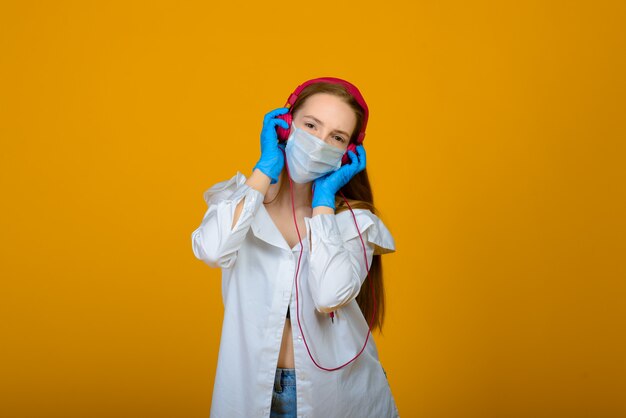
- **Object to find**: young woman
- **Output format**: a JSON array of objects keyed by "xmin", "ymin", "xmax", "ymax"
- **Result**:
[{"xmin": 192, "ymin": 77, "xmax": 399, "ymax": 417}]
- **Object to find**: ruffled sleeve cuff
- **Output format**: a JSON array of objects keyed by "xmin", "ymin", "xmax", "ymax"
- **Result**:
[
  {"xmin": 334, "ymin": 209, "xmax": 396, "ymax": 255},
  {"xmin": 304, "ymin": 213, "xmax": 344, "ymax": 248},
  {"xmin": 203, "ymin": 171, "xmax": 261, "ymax": 206},
  {"xmin": 192, "ymin": 172, "xmax": 264, "ymax": 269}
]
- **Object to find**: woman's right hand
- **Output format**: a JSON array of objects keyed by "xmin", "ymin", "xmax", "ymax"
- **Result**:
[{"xmin": 252, "ymin": 107, "xmax": 290, "ymax": 184}]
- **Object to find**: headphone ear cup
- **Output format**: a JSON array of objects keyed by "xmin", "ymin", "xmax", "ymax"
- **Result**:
[
  {"xmin": 341, "ymin": 142, "xmax": 358, "ymax": 166},
  {"xmin": 276, "ymin": 112, "xmax": 292, "ymax": 142}
]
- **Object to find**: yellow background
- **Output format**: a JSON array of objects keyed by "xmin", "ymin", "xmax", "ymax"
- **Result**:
[{"xmin": 1, "ymin": 1, "xmax": 625, "ymax": 417}]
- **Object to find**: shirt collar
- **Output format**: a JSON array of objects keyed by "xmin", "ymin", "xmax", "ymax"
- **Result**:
[{"xmin": 250, "ymin": 203, "xmax": 308, "ymax": 252}]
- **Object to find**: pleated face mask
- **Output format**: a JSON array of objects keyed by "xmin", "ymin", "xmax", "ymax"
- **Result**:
[{"xmin": 284, "ymin": 124, "xmax": 345, "ymax": 183}]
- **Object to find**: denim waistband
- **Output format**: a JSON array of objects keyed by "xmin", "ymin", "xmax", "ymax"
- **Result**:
[{"xmin": 274, "ymin": 367, "xmax": 296, "ymax": 390}]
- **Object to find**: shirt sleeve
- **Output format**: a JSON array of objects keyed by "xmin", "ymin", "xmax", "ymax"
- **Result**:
[
  {"xmin": 191, "ymin": 171, "xmax": 263, "ymax": 269},
  {"xmin": 304, "ymin": 209, "xmax": 396, "ymax": 314}
]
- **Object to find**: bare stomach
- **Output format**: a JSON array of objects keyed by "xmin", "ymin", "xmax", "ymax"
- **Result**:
[{"xmin": 277, "ymin": 316, "xmax": 295, "ymax": 368}]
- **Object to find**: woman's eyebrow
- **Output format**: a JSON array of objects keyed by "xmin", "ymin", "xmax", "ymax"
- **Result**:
[{"xmin": 303, "ymin": 115, "xmax": 350, "ymax": 136}]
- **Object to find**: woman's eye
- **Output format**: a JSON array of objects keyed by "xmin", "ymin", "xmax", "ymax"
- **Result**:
[{"xmin": 304, "ymin": 122, "xmax": 344, "ymax": 142}]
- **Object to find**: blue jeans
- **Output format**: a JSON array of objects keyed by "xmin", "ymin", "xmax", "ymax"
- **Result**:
[{"xmin": 270, "ymin": 367, "xmax": 296, "ymax": 417}]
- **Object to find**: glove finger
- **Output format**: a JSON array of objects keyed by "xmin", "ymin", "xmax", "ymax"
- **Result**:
[
  {"xmin": 261, "ymin": 119, "xmax": 286, "ymax": 144},
  {"xmin": 273, "ymin": 118, "xmax": 290, "ymax": 130},
  {"xmin": 348, "ymin": 150, "xmax": 359, "ymax": 169},
  {"xmin": 356, "ymin": 145, "xmax": 367, "ymax": 172},
  {"xmin": 264, "ymin": 107, "xmax": 289, "ymax": 125},
  {"xmin": 338, "ymin": 151, "xmax": 359, "ymax": 184},
  {"xmin": 320, "ymin": 168, "xmax": 339, "ymax": 188},
  {"xmin": 268, "ymin": 117, "xmax": 289, "ymax": 130}
]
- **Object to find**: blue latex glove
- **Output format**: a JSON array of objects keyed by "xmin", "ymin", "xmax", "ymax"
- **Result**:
[
  {"xmin": 253, "ymin": 107, "xmax": 290, "ymax": 184},
  {"xmin": 312, "ymin": 145, "xmax": 367, "ymax": 209}
]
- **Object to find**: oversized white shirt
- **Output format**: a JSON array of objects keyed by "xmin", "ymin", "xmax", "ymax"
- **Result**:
[{"xmin": 191, "ymin": 172, "xmax": 400, "ymax": 418}]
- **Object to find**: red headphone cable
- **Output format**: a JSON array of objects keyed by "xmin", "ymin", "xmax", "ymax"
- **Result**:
[{"xmin": 279, "ymin": 147, "xmax": 377, "ymax": 372}]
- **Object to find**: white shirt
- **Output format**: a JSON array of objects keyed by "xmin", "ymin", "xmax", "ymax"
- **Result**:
[{"xmin": 191, "ymin": 172, "xmax": 400, "ymax": 418}]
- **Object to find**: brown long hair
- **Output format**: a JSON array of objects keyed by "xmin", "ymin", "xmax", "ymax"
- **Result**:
[{"xmin": 269, "ymin": 81, "xmax": 388, "ymax": 334}]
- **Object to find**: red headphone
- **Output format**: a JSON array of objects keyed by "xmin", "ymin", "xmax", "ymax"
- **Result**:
[{"xmin": 275, "ymin": 77, "xmax": 370, "ymax": 166}]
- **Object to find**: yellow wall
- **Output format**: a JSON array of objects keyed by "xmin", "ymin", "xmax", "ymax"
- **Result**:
[{"xmin": 1, "ymin": 1, "xmax": 625, "ymax": 417}]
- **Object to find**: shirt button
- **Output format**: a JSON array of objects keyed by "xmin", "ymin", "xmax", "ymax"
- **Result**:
[{"xmin": 297, "ymin": 335, "xmax": 302, "ymax": 341}]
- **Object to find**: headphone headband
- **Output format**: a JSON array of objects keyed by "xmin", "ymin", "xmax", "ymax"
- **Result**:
[{"xmin": 285, "ymin": 77, "xmax": 369, "ymax": 144}]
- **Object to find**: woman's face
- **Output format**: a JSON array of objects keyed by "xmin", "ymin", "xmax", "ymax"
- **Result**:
[{"xmin": 290, "ymin": 93, "xmax": 357, "ymax": 152}]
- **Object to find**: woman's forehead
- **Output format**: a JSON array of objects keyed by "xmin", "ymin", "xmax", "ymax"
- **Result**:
[{"xmin": 297, "ymin": 94, "xmax": 356, "ymax": 130}]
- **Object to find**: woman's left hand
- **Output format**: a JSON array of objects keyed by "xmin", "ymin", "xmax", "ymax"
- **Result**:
[{"xmin": 312, "ymin": 145, "xmax": 367, "ymax": 209}]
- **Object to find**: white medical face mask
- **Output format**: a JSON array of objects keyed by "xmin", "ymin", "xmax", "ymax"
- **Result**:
[{"xmin": 284, "ymin": 124, "xmax": 345, "ymax": 184}]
